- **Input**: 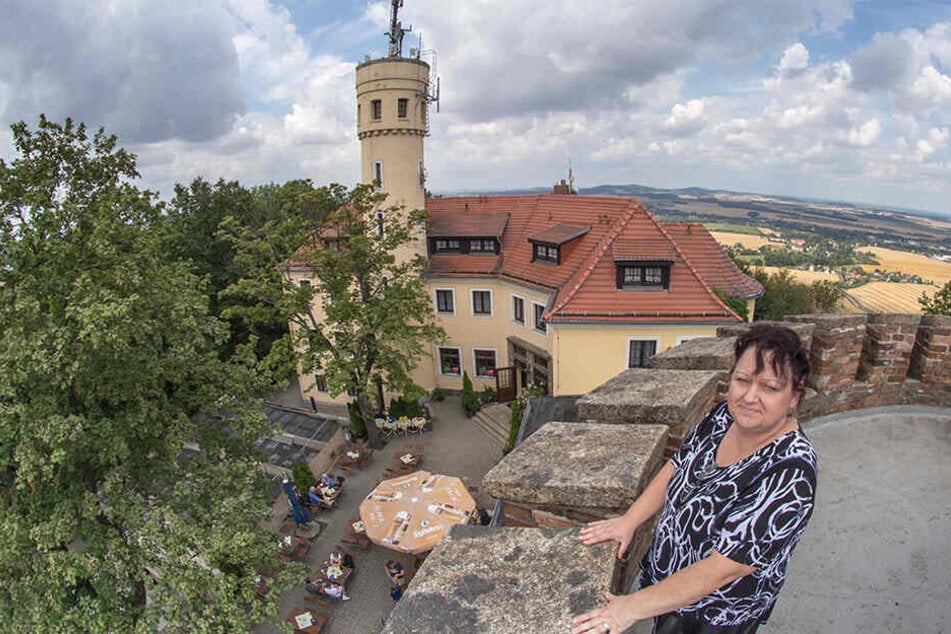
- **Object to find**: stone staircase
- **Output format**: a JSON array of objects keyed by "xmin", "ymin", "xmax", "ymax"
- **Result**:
[{"xmin": 472, "ymin": 402, "xmax": 512, "ymax": 448}]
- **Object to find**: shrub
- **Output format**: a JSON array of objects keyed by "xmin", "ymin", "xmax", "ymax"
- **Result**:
[
  {"xmin": 389, "ymin": 395, "xmax": 422, "ymax": 418},
  {"xmin": 430, "ymin": 387, "xmax": 446, "ymax": 402},
  {"xmin": 461, "ymin": 372, "xmax": 479, "ymax": 415},
  {"xmin": 503, "ymin": 399, "xmax": 523, "ymax": 454},
  {"xmin": 348, "ymin": 400, "xmax": 367, "ymax": 438},
  {"xmin": 479, "ymin": 386, "xmax": 497, "ymax": 404},
  {"xmin": 292, "ymin": 461, "xmax": 316, "ymax": 492}
]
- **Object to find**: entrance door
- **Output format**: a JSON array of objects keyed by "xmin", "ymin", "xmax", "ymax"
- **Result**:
[{"xmin": 495, "ymin": 366, "xmax": 516, "ymax": 404}]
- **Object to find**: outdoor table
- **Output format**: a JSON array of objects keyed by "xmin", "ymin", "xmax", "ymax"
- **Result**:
[
  {"xmin": 287, "ymin": 608, "xmax": 326, "ymax": 633},
  {"xmin": 279, "ymin": 534, "xmax": 311, "ymax": 562},
  {"xmin": 336, "ymin": 445, "xmax": 367, "ymax": 468},
  {"xmin": 317, "ymin": 560, "xmax": 351, "ymax": 585},
  {"xmin": 397, "ymin": 451, "xmax": 422, "ymax": 467}
]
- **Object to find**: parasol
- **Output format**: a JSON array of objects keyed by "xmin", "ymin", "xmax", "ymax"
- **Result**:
[{"xmin": 358, "ymin": 470, "xmax": 475, "ymax": 554}]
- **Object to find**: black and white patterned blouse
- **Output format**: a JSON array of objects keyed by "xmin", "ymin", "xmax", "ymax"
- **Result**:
[{"xmin": 640, "ymin": 400, "xmax": 817, "ymax": 626}]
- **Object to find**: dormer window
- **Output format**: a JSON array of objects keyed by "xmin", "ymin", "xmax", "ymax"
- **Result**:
[
  {"xmin": 430, "ymin": 237, "xmax": 498, "ymax": 254},
  {"xmin": 434, "ymin": 238, "xmax": 462, "ymax": 252},
  {"xmin": 468, "ymin": 239, "xmax": 496, "ymax": 254},
  {"xmin": 616, "ymin": 262, "xmax": 671, "ymax": 289},
  {"xmin": 532, "ymin": 243, "xmax": 559, "ymax": 264}
]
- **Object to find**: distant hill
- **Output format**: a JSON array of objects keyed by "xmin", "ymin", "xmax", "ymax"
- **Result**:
[{"xmin": 437, "ymin": 182, "xmax": 950, "ymax": 255}]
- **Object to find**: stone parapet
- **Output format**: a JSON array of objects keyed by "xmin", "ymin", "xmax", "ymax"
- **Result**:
[
  {"xmin": 577, "ymin": 368, "xmax": 723, "ymax": 428},
  {"xmin": 483, "ymin": 422, "xmax": 667, "ymax": 513},
  {"xmin": 381, "ymin": 526, "xmax": 614, "ymax": 634},
  {"xmin": 786, "ymin": 314, "xmax": 866, "ymax": 394},
  {"xmin": 717, "ymin": 320, "xmax": 815, "ymax": 351},
  {"xmin": 909, "ymin": 314, "xmax": 951, "ymax": 386},
  {"xmin": 858, "ymin": 313, "xmax": 921, "ymax": 386},
  {"xmin": 649, "ymin": 336, "xmax": 736, "ymax": 371}
]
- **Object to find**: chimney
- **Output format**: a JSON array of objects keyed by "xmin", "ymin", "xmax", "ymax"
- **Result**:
[{"xmin": 553, "ymin": 179, "xmax": 570, "ymax": 195}]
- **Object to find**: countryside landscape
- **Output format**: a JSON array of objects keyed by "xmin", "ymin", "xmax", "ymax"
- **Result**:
[{"xmin": 478, "ymin": 182, "xmax": 950, "ymax": 315}]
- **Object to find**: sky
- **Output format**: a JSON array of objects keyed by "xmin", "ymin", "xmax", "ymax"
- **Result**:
[{"xmin": 0, "ymin": 1, "xmax": 949, "ymax": 216}]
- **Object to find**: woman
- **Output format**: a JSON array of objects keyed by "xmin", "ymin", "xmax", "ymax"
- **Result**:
[{"xmin": 574, "ymin": 324, "xmax": 817, "ymax": 634}]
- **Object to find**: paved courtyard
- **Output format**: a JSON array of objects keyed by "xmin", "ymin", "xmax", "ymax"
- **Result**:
[{"xmin": 254, "ymin": 395, "xmax": 503, "ymax": 634}]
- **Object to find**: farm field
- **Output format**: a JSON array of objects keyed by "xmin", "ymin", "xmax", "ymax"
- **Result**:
[
  {"xmin": 756, "ymin": 266, "xmax": 839, "ymax": 284},
  {"xmin": 710, "ymin": 231, "xmax": 771, "ymax": 249},
  {"xmin": 844, "ymin": 282, "xmax": 939, "ymax": 313},
  {"xmin": 859, "ymin": 246, "xmax": 951, "ymax": 285}
]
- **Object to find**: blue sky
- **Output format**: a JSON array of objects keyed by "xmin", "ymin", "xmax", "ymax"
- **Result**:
[{"xmin": 0, "ymin": 0, "xmax": 948, "ymax": 216}]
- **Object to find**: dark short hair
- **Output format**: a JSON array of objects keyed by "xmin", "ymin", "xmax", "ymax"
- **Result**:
[{"xmin": 733, "ymin": 324, "xmax": 810, "ymax": 392}]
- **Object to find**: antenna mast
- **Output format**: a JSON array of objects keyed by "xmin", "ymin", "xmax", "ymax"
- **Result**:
[{"xmin": 388, "ymin": 0, "xmax": 412, "ymax": 57}]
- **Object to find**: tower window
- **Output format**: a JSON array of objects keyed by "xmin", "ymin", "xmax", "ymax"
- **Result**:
[
  {"xmin": 373, "ymin": 161, "xmax": 384, "ymax": 188},
  {"xmin": 376, "ymin": 211, "xmax": 385, "ymax": 238},
  {"xmin": 371, "ymin": 99, "xmax": 382, "ymax": 120},
  {"xmin": 397, "ymin": 98, "xmax": 408, "ymax": 118}
]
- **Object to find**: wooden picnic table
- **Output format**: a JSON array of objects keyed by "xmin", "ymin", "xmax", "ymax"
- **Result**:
[
  {"xmin": 395, "ymin": 451, "xmax": 422, "ymax": 467},
  {"xmin": 336, "ymin": 445, "xmax": 370, "ymax": 469},
  {"xmin": 278, "ymin": 534, "xmax": 311, "ymax": 562},
  {"xmin": 316, "ymin": 559, "xmax": 352, "ymax": 586},
  {"xmin": 287, "ymin": 607, "xmax": 326, "ymax": 633}
]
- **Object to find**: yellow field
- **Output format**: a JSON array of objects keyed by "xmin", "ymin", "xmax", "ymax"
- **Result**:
[
  {"xmin": 757, "ymin": 266, "xmax": 839, "ymax": 284},
  {"xmin": 859, "ymin": 247, "xmax": 951, "ymax": 285},
  {"xmin": 710, "ymin": 232, "xmax": 771, "ymax": 249},
  {"xmin": 845, "ymin": 282, "xmax": 939, "ymax": 313}
]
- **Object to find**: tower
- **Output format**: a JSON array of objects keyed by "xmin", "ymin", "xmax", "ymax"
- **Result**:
[{"xmin": 355, "ymin": 0, "xmax": 434, "ymax": 260}]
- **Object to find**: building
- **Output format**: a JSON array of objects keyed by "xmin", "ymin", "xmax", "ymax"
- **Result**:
[{"xmin": 293, "ymin": 1, "xmax": 761, "ymax": 406}]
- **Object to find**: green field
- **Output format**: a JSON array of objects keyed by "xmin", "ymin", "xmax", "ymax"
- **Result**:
[{"xmin": 702, "ymin": 223, "xmax": 764, "ymax": 235}]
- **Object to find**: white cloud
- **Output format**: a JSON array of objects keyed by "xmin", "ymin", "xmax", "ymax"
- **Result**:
[
  {"xmin": 663, "ymin": 99, "xmax": 707, "ymax": 136},
  {"xmin": 779, "ymin": 43, "xmax": 810, "ymax": 74},
  {"xmin": 845, "ymin": 118, "xmax": 882, "ymax": 147}
]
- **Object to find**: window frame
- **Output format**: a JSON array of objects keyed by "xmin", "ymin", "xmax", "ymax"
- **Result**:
[
  {"xmin": 532, "ymin": 302, "xmax": 547, "ymax": 334},
  {"xmin": 511, "ymin": 294, "xmax": 525, "ymax": 326},
  {"xmin": 313, "ymin": 374, "xmax": 328, "ymax": 393},
  {"xmin": 434, "ymin": 288, "xmax": 456, "ymax": 316},
  {"xmin": 471, "ymin": 289, "xmax": 493, "ymax": 317},
  {"xmin": 616, "ymin": 262, "xmax": 671, "ymax": 290},
  {"xmin": 371, "ymin": 99, "xmax": 382, "ymax": 120},
  {"xmin": 472, "ymin": 348, "xmax": 498, "ymax": 379},
  {"xmin": 373, "ymin": 161, "xmax": 384, "ymax": 189},
  {"xmin": 437, "ymin": 346, "xmax": 463, "ymax": 377},
  {"xmin": 397, "ymin": 98, "xmax": 408, "ymax": 118},
  {"xmin": 626, "ymin": 337, "xmax": 661, "ymax": 369},
  {"xmin": 297, "ymin": 278, "xmax": 312, "ymax": 287},
  {"xmin": 531, "ymin": 242, "xmax": 559, "ymax": 264},
  {"xmin": 433, "ymin": 238, "xmax": 462, "ymax": 253}
]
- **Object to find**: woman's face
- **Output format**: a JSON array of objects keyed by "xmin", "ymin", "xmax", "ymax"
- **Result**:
[{"xmin": 727, "ymin": 347, "xmax": 801, "ymax": 434}]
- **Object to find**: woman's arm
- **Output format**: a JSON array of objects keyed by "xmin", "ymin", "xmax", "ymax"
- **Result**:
[
  {"xmin": 578, "ymin": 461, "xmax": 674, "ymax": 555},
  {"xmin": 571, "ymin": 550, "xmax": 755, "ymax": 633}
]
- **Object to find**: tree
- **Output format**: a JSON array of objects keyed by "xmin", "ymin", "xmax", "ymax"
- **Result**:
[
  {"xmin": 752, "ymin": 268, "xmax": 815, "ymax": 321},
  {"xmin": 811, "ymin": 280, "xmax": 842, "ymax": 313},
  {"xmin": 919, "ymin": 281, "xmax": 951, "ymax": 315},
  {"xmin": 222, "ymin": 183, "xmax": 444, "ymax": 447},
  {"xmin": 0, "ymin": 117, "xmax": 295, "ymax": 631}
]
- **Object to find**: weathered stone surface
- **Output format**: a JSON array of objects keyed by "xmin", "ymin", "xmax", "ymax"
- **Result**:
[
  {"xmin": 482, "ymin": 422, "xmax": 667, "ymax": 509},
  {"xmin": 649, "ymin": 336, "xmax": 736, "ymax": 370},
  {"xmin": 577, "ymin": 368, "xmax": 722, "ymax": 426},
  {"xmin": 381, "ymin": 526, "xmax": 614, "ymax": 634}
]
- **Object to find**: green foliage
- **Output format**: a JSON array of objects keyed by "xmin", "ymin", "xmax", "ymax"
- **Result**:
[
  {"xmin": 429, "ymin": 387, "xmax": 446, "ymax": 402},
  {"xmin": 713, "ymin": 289, "xmax": 749, "ymax": 321},
  {"xmin": 751, "ymin": 268, "xmax": 844, "ymax": 320},
  {"xmin": 461, "ymin": 372, "xmax": 479, "ymax": 414},
  {"xmin": 292, "ymin": 462, "xmax": 316, "ymax": 492},
  {"xmin": 0, "ymin": 117, "xmax": 294, "ymax": 631},
  {"xmin": 479, "ymin": 386, "xmax": 497, "ymax": 404},
  {"xmin": 503, "ymin": 399, "xmax": 523, "ymax": 454},
  {"xmin": 919, "ymin": 281, "xmax": 951, "ymax": 315},
  {"xmin": 221, "ymin": 183, "xmax": 444, "ymax": 446},
  {"xmin": 389, "ymin": 396, "xmax": 422, "ymax": 419},
  {"xmin": 348, "ymin": 401, "xmax": 367, "ymax": 437}
]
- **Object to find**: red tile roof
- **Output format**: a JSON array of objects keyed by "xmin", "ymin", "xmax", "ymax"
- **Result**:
[
  {"xmin": 528, "ymin": 223, "xmax": 590, "ymax": 245},
  {"xmin": 425, "ymin": 194, "xmax": 747, "ymax": 324},
  {"xmin": 428, "ymin": 212, "xmax": 509, "ymax": 238},
  {"xmin": 662, "ymin": 223, "xmax": 765, "ymax": 299}
]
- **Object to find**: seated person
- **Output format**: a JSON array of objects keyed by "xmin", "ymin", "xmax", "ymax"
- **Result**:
[
  {"xmin": 320, "ymin": 580, "xmax": 350, "ymax": 602},
  {"xmin": 307, "ymin": 486, "xmax": 323, "ymax": 506},
  {"xmin": 319, "ymin": 473, "xmax": 337, "ymax": 490},
  {"xmin": 384, "ymin": 560, "xmax": 406, "ymax": 585},
  {"xmin": 390, "ymin": 584, "xmax": 403, "ymax": 602},
  {"xmin": 342, "ymin": 552, "xmax": 355, "ymax": 571}
]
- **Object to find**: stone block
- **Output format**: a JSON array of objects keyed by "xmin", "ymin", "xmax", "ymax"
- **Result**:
[
  {"xmin": 577, "ymin": 369, "xmax": 723, "ymax": 426},
  {"xmin": 717, "ymin": 320, "xmax": 815, "ymax": 350},
  {"xmin": 483, "ymin": 422, "xmax": 667, "ymax": 510},
  {"xmin": 381, "ymin": 526, "xmax": 614, "ymax": 634},
  {"xmin": 649, "ymin": 336, "xmax": 736, "ymax": 370}
]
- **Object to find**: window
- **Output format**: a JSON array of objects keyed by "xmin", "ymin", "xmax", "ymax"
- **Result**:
[
  {"xmin": 532, "ymin": 243, "xmax": 559, "ymax": 263},
  {"xmin": 533, "ymin": 303, "xmax": 547, "ymax": 333},
  {"xmin": 628, "ymin": 339, "xmax": 658, "ymax": 368},
  {"xmin": 298, "ymin": 279, "xmax": 312, "ymax": 287},
  {"xmin": 512, "ymin": 295, "xmax": 525, "ymax": 325},
  {"xmin": 472, "ymin": 290, "xmax": 492, "ymax": 316},
  {"xmin": 438, "ymin": 347, "xmax": 461, "ymax": 376},
  {"xmin": 373, "ymin": 161, "xmax": 384, "ymax": 188},
  {"xmin": 473, "ymin": 349, "xmax": 497, "ymax": 378},
  {"xmin": 434, "ymin": 238, "xmax": 461, "ymax": 252},
  {"xmin": 397, "ymin": 98, "xmax": 408, "ymax": 118},
  {"xmin": 376, "ymin": 211, "xmax": 385, "ymax": 238},
  {"xmin": 371, "ymin": 99, "xmax": 382, "ymax": 120},
  {"xmin": 468, "ymin": 239, "xmax": 496, "ymax": 254},
  {"xmin": 418, "ymin": 161, "xmax": 425, "ymax": 189},
  {"xmin": 435, "ymin": 289, "xmax": 455, "ymax": 315},
  {"xmin": 314, "ymin": 374, "xmax": 328, "ymax": 392},
  {"xmin": 618, "ymin": 264, "xmax": 669, "ymax": 289}
]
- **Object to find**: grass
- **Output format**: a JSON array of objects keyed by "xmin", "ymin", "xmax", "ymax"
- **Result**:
[{"xmin": 702, "ymin": 223, "xmax": 764, "ymax": 235}]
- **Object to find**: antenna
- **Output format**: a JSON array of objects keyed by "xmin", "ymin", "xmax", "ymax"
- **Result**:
[{"xmin": 388, "ymin": 0, "xmax": 412, "ymax": 57}]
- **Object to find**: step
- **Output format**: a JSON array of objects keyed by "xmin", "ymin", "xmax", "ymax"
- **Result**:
[{"xmin": 472, "ymin": 403, "xmax": 512, "ymax": 448}]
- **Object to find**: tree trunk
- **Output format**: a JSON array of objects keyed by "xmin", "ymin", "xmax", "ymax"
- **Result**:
[{"xmin": 357, "ymin": 393, "xmax": 384, "ymax": 449}]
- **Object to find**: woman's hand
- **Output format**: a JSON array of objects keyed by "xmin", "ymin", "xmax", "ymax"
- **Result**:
[
  {"xmin": 578, "ymin": 515, "xmax": 638, "ymax": 557},
  {"xmin": 571, "ymin": 592, "xmax": 639, "ymax": 634}
]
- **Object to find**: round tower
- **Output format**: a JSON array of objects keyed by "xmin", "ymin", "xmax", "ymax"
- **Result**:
[{"xmin": 356, "ymin": 56, "xmax": 430, "ymax": 259}]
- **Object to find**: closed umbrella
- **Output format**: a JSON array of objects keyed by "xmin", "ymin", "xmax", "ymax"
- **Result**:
[
  {"xmin": 359, "ymin": 470, "xmax": 475, "ymax": 554},
  {"xmin": 282, "ymin": 478, "xmax": 311, "ymax": 527}
]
